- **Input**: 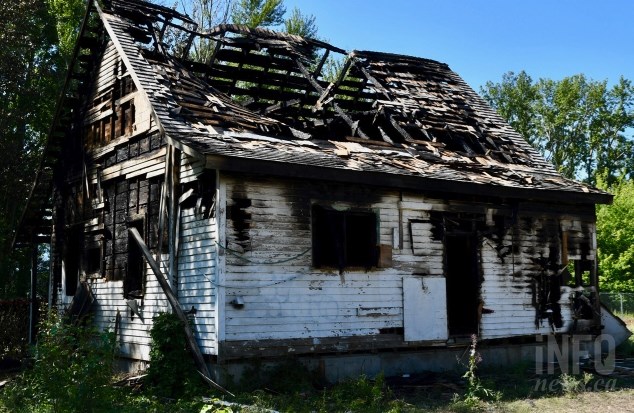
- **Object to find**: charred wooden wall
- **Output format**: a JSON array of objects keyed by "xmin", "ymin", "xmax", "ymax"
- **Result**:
[
  {"xmin": 217, "ymin": 173, "xmax": 598, "ymax": 359},
  {"xmin": 51, "ymin": 40, "xmax": 175, "ymax": 360}
]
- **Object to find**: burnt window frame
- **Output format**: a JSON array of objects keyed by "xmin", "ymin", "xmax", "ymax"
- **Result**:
[
  {"xmin": 311, "ymin": 204, "xmax": 379, "ymax": 271},
  {"xmin": 64, "ymin": 224, "xmax": 84, "ymax": 296},
  {"xmin": 561, "ymin": 230, "xmax": 596, "ymax": 288},
  {"xmin": 125, "ymin": 215, "xmax": 147, "ymax": 298},
  {"xmin": 83, "ymin": 237, "xmax": 104, "ymax": 278}
]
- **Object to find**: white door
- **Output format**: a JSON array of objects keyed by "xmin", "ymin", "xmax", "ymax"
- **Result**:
[{"xmin": 403, "ymin": 276, "xmax": 448, "ymax": 341}]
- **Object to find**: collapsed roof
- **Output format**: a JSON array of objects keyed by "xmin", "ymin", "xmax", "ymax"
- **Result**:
[
  {"xmin": 100, "ymin": 0, "xmax": 605, "ymax": 193},
  {"xmin": 14, "ymin": 0, "xmax": 610, "ymax": 246}
]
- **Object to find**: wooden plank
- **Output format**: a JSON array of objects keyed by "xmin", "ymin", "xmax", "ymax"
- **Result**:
[
  {"xmin": 101, "ymin": 147, "xmax": 166, "ymax": 181},
  {"xmin": 168, "ymin": 146, "xmax": 181, "ymax": 288}
]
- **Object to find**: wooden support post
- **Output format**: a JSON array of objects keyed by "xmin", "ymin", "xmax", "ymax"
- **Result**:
[
  {"xmin": 128, "ymin": 227, "xmax": 232, "ymax": 395},
  {"xmin": 215, "ymin": 174, "xmax": 227, "ymax": 354},
  {"xmin": 29, "ymin": 244, "xmax": 38, "ymax": 344},
  {"xmin": 168, "ymin": 146, "xmax": 181, "ymax": 290}
]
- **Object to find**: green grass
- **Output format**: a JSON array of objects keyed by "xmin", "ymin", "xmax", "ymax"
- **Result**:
[
  {"xmin": 3, "ymin": 359, "xmax": 634, "ymax": 413},
  {"xmin": 3, "ymin": 313, "xmax": 634, "ymax": 413}
]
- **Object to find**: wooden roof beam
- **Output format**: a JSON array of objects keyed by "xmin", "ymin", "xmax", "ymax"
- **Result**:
[{"xmin": 294, "ymin": 57, "xmax": 369, "ymax": 139}]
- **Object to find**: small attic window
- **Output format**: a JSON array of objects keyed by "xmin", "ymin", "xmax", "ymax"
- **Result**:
[{"xmin": 312, "ymin": 205, "xmax": 377, "ymax": 270}]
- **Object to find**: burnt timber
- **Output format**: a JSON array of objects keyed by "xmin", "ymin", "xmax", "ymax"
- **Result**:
[{"xmin": 15, "ymin": 0, "xmax": 612, "ymax": 377}]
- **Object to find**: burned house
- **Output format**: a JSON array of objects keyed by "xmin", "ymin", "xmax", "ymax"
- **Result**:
[{"xmin": 15, "ymin": 0, "xmax": 617, "ymax": 380}]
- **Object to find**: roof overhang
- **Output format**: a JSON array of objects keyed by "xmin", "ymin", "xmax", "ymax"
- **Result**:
[{"xmin": 204, "ymin": 152, "xmax": 613, "ymax": 206}]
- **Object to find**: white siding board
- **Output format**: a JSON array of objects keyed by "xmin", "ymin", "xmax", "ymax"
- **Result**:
[
  {"xmin": 84, "ymin": 262, "xmax": 170, "ymax": 361},
  {"xmin": 219, "ymin": 175, "xmax": 593, "ymax": 350},
  {"xmin": 176, "ymin": 179, "xmax": 218, "ymax": 355}
]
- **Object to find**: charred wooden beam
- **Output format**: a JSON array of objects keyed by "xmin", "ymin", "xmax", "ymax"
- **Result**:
[{"xmin": 294, "ymin": 58, "xmax": 369, "ymax": 139}]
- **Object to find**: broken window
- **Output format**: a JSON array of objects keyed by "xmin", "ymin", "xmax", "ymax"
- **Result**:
[
  {"xmin": 83, "ymin": 241, "xmax": 103, "ymax": 277},
  {"xmin": 312, "ymin": 205, "xmax": 377, "ymax": 270},
  {"xmin": 125, "ymin": 218, "xmax": 145, "ymax": 298},
  {"xmin": 64, "ymin": 225, "xmax": 83, "ymax": 296},
  {"xmin": 561, "ymin": 230, "xmax": 595, "ymax": 288},
  {"xmin": 573, "ymin": 260, "xmax": 594, "ymax": 287}
]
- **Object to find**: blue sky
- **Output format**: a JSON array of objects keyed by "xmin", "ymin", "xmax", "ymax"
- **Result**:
[{"xmin": 283, "ymin": 0, "xmax": 634, "ymax": 91}]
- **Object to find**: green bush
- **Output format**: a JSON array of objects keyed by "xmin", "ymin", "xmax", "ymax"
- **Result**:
[
  {"xmin": 0, "ymin": 299, "xmax": 30, "ymax": 359},
  {"xmin": 1, "ymin": 311, "xmax": 117, "ymax": 413},
  {"xmin": 145, "ymin": 312, "xmax": 204, "ymax": 399}
]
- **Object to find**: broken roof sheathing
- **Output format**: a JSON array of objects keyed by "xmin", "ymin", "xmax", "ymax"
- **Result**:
[
  {"xmin": 100, "ymin": 0, "xmax": 605, "ymax": 196},
  {"xmin": 13, "ymin": 0, "xmax": 611, "ymax": 247}
]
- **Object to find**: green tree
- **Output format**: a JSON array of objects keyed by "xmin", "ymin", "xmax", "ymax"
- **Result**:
[
  {"xmin": 170, "ymin": 0, "xmax": 318, "ymax": 62},
  {"xmin": 481, "ymin": 72, "xmax": 634, "ymax": 186},
  {"xmin": 48, "ymin": 0, "xmax": 86, "ymax": 63},
  {"xmin": 231, "ymin": 0, "xmax": 285, "ymax": 28},
  {"xmin": 480, "ymin": 71, "xmax": 539, "ymax": 147},
  {"xmin": 188, "ymin": 0, "xmax": 231, "ymax": 62},
  {"xmin": 284, "ymin": 7, "xmax": 317, "ymax": 38},
  {"xmin": 596, "ymin": 179, "xmax": 634, "ymax": 292},
  {"xmin": 0, "ymin": 0, "xmax": 66, "ymax": 298},
  {"xmin": 2, "ymin": 312, "xmax": 117, "ymax": 413}
]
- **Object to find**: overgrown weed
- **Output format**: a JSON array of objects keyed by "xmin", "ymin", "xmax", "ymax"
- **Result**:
[
  {"xmin": 1, "ymin": 311, "xmax": 118, "ymax": 413},
  {"xmin": 450, "ymin": 335, "xmax": 501, "ymax": 412}
]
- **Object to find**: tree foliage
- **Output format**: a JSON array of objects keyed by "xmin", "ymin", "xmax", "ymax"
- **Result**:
[
  {"xmin": 481, "ymin": 71, "xmax": 634, "ymax": 186},
  {"xmin": 0, "ymin": 0, "xmax": 68, "ymax": 298},
  {"xmin": 230, "ymin": 0, "xmax": 285, "ymax": 28},
  {"xmin": 48, "ymin": 0, "xmax": 87, "ymax": 63},
  {"xmin": 2, "ymin": 312, "xmax": 117, "ymax": 413},
  {"xmin": 596, "ymin": 179, "xmax": 634, "ymax": 292},
  {"xmin": 284, "ymin": 7, "xmax": 317, "ymax": 38},
  {"xmin": 146, "ymin": 312, "xmax": 204, "ymax": 399},
  {"xmin": 168, "ymin": 0, "xmax": 318, "ymax": 64}
]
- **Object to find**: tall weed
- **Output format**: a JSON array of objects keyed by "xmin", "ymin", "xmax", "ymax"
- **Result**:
[{"xmin": 2, "ymin": 311, "xmax": 117, "ymax": 413}]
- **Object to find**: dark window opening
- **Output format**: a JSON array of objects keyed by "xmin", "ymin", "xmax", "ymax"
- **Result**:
[
  {"xmin": 84, "ymin": 244, "xmax": 103, "ymax": 276},
  {"xmin": 125, "ymin": 219, "xmax": 145, "ymax": 298},
  {"xmin": 312, "ymin": 205, "xmax": 377, "ymax": 271},
  {"xmin": 575, "ymin": 260, "xmax": 594, "ymax": 287},
  {"xmin": 64, "ymin": 226, "xmax": 83, "ymax": 296},
  {"xmin": 561, "ymin": 230, "xmax": 596, "ymax": 287},
  {"xmin": 445, "ymin": 234, "xmax": 480, "ymax": 336}
]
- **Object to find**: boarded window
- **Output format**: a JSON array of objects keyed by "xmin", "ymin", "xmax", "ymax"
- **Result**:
[
  {"xmin": 125, "ymin": 219, "xmax": 145, "ymax": 297},
  {"xmin": 312, "ymin": 205, "xmax": 377, "ymax": 270}
]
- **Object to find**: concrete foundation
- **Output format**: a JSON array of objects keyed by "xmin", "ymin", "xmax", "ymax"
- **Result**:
[{"xmin": 210, "ymin": 341, "xmax": 546, "ymax": 385}]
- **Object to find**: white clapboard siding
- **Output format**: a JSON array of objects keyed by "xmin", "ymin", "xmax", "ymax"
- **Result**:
[
  {"xmin": 478, "ymin": 227, "xmax": 574, "ymax": 340},
  {"xmin": 177, "ymin": 202, "xmax": 218, "ymax": 355},
  {"xmin": 221, "ymin": 174, "xmax": 588, "ymax": 346},
  {"xmin": 222, "ymin": 177, "xmax": 412, "ymax": 341},
  {"xmin": 179, "ymin": 154, "xmax": 205, "ymax": 183},
  {"xmin": 85, "ymin": 263, "xmax": 170, "ymax": 361}
]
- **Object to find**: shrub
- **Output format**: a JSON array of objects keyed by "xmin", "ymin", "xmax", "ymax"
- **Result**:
[
  {"xmin": 1, "ymin": 311, "xmax": 117, "ymax": 413},
  {"xmin": 0, "ymin": 299, "xmax": 30, "ymax": 359},
  {"xmin": 559, "ymin": 372, "xmax": 593, "ymax": 396},
  {"xmin": 145, "ymin": 312, "xmax": 203, "ymax": 399}
]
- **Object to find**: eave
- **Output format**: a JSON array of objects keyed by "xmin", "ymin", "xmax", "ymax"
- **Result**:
[{"xmin": 204, "ymin": 153, "xmax": 613, "ymax": 206}]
